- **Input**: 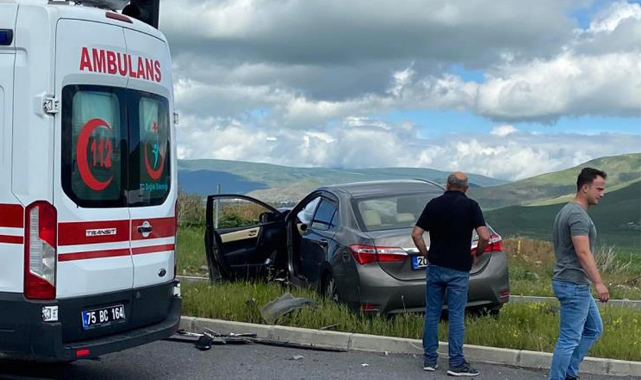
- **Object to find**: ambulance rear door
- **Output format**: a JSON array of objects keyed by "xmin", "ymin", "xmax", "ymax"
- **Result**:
[
  {"xmin": 123, "ymin": 28, "xmax": 176, "ymax": 289},
  {"xmin": 54, "ymin": 19, "xmax": 133, "ymax": 299}
]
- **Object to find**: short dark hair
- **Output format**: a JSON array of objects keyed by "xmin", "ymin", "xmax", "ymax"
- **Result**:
[{"xmin": 576, "ymin": 167, "xmax": 607, "ymax": 191}]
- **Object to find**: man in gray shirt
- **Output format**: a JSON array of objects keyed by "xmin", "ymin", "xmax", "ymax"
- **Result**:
[{"xmin": 549, "ymin": 168, "xmax": 609, "ymax": 380}]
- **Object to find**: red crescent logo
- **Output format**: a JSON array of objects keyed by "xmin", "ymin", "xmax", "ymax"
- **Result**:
[
  {"xmin": 144, "ymin": 143, "xmax": 165, "ymax": 180},
  {"xmin": 77, "ymin": 118, "xmax": 113, "ymax": 191}
]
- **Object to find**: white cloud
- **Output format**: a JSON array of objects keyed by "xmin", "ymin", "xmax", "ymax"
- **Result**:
[
  {"xmin": 163, "ymin": 0, "xmax": 641, "ymax": 178},
  {"xmin": 176, "ymin": 113, "xmax": 641, "ymax": 180},
  {"xmin": 491, "ymin": 125, "xmax": 519, "ymax": 137}
]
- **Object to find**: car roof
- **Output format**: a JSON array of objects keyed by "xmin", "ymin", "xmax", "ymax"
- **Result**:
[{"xmin": 319, "ymin": 179, "xmax": 445, "ymax": 198}]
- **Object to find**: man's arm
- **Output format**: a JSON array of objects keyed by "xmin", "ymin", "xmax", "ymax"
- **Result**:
[
  {"xmin": 572, "ymin": 235, "xmax": 609, "ymax": 302},
  {"xmin": 474, "ymin": 226, "xmax": 490, "ymax": 261},
  {"xmin": 472, "ymin": 202, "xmax": 489, "ymax": 264},
  {"xmin": 411, "ymin": 226, "xmax": 429, "ymax": 258}
]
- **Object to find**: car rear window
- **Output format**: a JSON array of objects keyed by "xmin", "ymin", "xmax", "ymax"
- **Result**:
[
  {"xmin": 355, "ymin": 192, "xmax": 438, "ymax": 232},
  {"xmin": 62, "ymin": 85, "xmax": 171, "ymax": 208}
]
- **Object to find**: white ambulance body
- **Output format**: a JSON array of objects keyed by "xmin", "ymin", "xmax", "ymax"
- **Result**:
[{"xmin": 0, "ymin": 0, "xmax": 181, "ymax": 361}]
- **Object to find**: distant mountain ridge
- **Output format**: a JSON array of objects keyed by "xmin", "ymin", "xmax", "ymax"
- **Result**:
[
  {"xmin": 469, "ymin": 153, "xmax": 641, "ymax": 210},
  {"xmin": 177, "ymin": 159, "xmax": 508, "ymax": 200},
  {"xmin": 485, "ymin": 180, "xmax": 641, "ymax": 250}
]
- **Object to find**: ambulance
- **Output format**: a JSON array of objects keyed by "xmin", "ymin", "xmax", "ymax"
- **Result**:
[{"xmin": 0, "ymin": 0, "xmax": 181, "ymax": 361}]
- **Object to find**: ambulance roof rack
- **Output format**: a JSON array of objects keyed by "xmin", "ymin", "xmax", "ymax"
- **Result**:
[
  {"xmin": 48, "ymin": 0, "xmax": 160, "ymax": 29},
  {"xmin": 48, "ymin": 0, "xmax": 129, "ymax": 10}
]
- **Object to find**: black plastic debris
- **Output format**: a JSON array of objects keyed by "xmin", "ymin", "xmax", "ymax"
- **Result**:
[{"xmin": 260, "ymin": 292, "xmax": 317, "ymax": 324}]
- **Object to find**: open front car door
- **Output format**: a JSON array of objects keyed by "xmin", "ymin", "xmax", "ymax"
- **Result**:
[{"xmin": 205, "ymin": 195, "xmax": 287, "ymax": 280}]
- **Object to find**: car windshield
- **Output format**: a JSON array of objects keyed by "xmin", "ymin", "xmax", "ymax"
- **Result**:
[{"xmin": 355, "ymin": 192, "xmax": 439, "ymax": 232}]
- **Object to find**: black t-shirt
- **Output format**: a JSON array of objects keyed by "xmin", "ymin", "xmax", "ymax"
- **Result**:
[{"xmin": 415, "ymin": 190, "xmax": 486, "ymax": 272}]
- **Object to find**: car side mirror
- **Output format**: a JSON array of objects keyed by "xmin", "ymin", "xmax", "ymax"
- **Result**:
[{"xmin": 259, "ymin": 211, "xmax": 280, "ymax": 224}]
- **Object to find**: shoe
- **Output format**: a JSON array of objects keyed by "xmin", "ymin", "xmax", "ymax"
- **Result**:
[
  {"xmin": 565, "ymin": 376, "xmax": 579, "ymax": 380},
  {"xmin": 447, "ymin": 361, "xmax": 479, "ymax": 377},
  {"xmin": 423, "ymin": 360, "xmax": 438, "ymax": 371}
]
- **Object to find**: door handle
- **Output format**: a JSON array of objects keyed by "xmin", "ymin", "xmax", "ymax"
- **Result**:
[
  {"xmin": 319, "ymin": 239, "xmax": 329, "ymax": 247},
  {"xmin": 137, "ymin": 221, "xmax": 153, "ymax": 237}
]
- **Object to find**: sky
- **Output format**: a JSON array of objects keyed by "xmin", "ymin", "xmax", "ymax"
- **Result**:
[{"xmin": 160, "ymin": 0, "xmax": 641, "ymax": 181}]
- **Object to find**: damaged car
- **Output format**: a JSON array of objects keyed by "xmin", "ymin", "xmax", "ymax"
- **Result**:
[{"xmin": 204, "ymin": 180, "xmax": 509, "ymax": 314}]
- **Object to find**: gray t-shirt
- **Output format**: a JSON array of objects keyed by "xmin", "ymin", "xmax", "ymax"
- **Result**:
[{"xmin": 552, "ymin": 202, "xmax": 596, "ymax": 285}]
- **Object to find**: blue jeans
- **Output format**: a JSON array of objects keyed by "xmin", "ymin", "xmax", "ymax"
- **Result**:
[
  {"xmin": 423, "ymin": 264, "xmax": 469, "ymax": 366},
  {"xmin": 549, "ymin": 280, "xmax": 603, "ymax": 380}
]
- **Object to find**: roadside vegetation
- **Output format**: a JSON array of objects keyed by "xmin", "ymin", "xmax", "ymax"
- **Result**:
[
  {"xmin": 181, "ymin": 281, "xmax": 641, "ymax": 361},
  {"xmin": 506, "ymin": 238, "xmax": 641, "ymax": 300},
  {"xmin": 175, "ymin": 198, "xmax": 641, "ymax": 361},
  {"xmin": 176, "ymin": 221, "xmax": 641, "ymax": 300}
]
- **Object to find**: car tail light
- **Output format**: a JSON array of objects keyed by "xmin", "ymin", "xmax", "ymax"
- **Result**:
[
  {"xmin": 471, "ymin": 233, "xmax": 503, "ymax": 255},
  {"xmin": 76, "ymin": 349, "xmax": 90, "ymax": 357},
  {"xmin": 359, "ymin": 303, "xmax": 380, "ymax": 312},
  {"xmin": 349, "ymin": 245, "xmax": 407, "ymax": 265},
  {"xmin": 24, "ymin": 201, "xmax": 57, "ymax": 300}
]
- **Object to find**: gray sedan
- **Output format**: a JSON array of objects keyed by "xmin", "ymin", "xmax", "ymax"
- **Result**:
[{"xmin": 205, "ymin": 180, "xmax": 509, "ymax": 314}]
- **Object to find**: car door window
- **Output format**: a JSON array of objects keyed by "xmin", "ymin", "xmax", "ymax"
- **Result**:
[
  {"xmin": 212, "ymin": 197, "xmax": 276, "ymax": 229},
  {"xmin": 311, "ymin": 199, "xmax": 337, "ymax": 231},
  {"xmin": 296, "ymin": 196, "xmax": 321, "ymax": 225}
]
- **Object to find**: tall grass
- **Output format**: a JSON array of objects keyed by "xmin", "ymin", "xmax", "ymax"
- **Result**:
[
  {"xmin": 504, "ymin": 237, "xmax": 641, "ymax": 300},
  {"xmin": 182, "ymin": 281, "xmax": 641, "ymax": 361}
]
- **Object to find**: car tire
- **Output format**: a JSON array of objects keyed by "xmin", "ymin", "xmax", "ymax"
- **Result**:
[{"xmin": 322, "ymin": 272, "xmax": 339, "ymax": 303}]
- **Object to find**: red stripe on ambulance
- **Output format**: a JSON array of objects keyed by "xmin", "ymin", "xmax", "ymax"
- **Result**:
[
  {"xmin": 59, "ymin": 220, "xmax": 130, "ymax": 246},
  {"xmin": 0, "ymin": 204, "xmax": 24, "ymax": 228},
  {"xmin": 132, "ymin": 244, "xmax": 175, "ymax": 255},
  {"xmin": 58, "ymin": 248, "xmax": 131, "ymax": 262},
  {"xmin": 0, "ymin": 235, "xmax": 23, "ymax": 244},
  {"xmin": 79, "ymin": 47, "xmax": 162, "ymax": 82},
  {"xmin": 132, "ymin": 217, "xmax": 175, "ymax": 240}
]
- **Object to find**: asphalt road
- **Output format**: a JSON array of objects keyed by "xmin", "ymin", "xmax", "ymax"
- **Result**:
[{"xmin": 0, "ymin": 340, "xmax": 639, "ymax": 380}]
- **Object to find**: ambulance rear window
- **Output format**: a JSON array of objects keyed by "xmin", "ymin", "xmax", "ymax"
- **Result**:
[
  {"xmin": 128, "ymin": 92, "xmax": 171, "ymax": 206},
  {"xmin": 62, "ymin": 86, "xmax": 126, "ymax": 207},
  {"xmin": 62, "ymin": 85, "xmax": 171, "ymax": 208}
]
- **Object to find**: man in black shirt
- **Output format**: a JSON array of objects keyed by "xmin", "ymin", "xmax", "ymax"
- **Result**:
[{"xmin": 411, "ymin": 171, "xmax": 490, "ymax": 377}]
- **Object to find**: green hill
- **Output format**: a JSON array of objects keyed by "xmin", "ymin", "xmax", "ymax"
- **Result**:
[
  {"xmin": 178, "ymin": 159, "xmax": 508, "ymax": 201},
  {"xmin": 485, "ymin": 181, "xmax": 641, "ymax": 251},
  {"xmin": 469, "ymin": 153, "xmax": 641, "ymax": 209}
]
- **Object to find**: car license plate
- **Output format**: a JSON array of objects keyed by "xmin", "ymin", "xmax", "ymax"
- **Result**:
[
  {"xmin": 412, "ymin": 255, "xmax": 428, "ymax": 270},
  {"xmin": 82, "ymin": 304, "xmax": 125, "ymax": 329}
]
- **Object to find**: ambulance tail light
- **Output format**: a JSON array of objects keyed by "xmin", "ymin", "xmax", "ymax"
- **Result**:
[{"xmin": 24, "ymin": 201, "xmax": 57, "ymax": 300}]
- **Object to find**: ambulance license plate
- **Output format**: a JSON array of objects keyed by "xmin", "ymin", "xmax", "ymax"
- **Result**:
[
  {"xmin": 82, "ymin": 304, "xmax": 125, "ymax": 329},
  {"xmin": 412, "ymin": 255, "xmax": 428, "ymax": 270}
]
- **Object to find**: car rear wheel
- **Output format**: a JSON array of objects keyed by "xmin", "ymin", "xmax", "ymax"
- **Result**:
[{"xmin": 323, "ymin": 272, "xmax": 339, "ymax": 303}]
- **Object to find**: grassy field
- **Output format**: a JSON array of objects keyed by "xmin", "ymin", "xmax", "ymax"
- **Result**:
[
  {"xmin": 181, "ymin": 281, "xmax": 641, "ymax": 361},
  {"xmin": 505, "ymin": 238, "xmax": 641, "ymax": 300},
  {"xmin": 177, "ymin": 226, "xmax": 641, "ymax": 300}
]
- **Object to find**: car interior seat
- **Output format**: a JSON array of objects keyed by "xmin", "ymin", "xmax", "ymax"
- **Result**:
[
  {"xmin": 395, "ymin": 213, "xmax": 415, "ymax": 223},
  {"xmin": 362, "ymin": 209, "xmax": 382, "ymax": 229}
]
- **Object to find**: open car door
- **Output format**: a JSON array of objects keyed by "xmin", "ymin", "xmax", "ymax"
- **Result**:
[{"xmin": 205, "ymin": 195, "xmax": 287, "ymax": 280}]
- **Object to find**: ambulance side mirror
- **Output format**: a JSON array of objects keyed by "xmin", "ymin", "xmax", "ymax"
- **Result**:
[{"xmin": 123, "ymin": 0, "xmax": 160, "ymax": 29}]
